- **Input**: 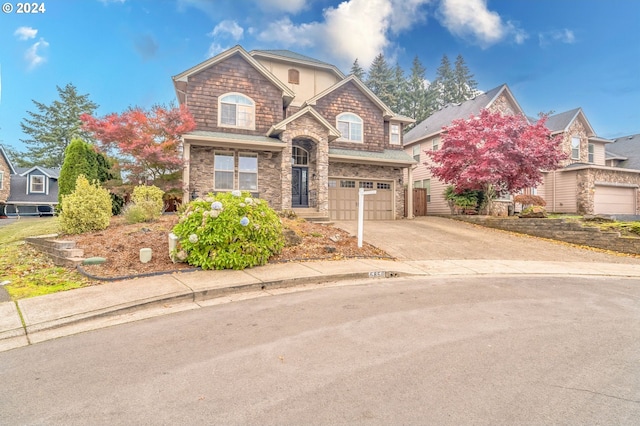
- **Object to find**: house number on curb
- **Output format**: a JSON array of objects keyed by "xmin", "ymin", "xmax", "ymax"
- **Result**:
[{"xmin": 369, "ymin": 271, "xmax": 385, "ymax": 278}]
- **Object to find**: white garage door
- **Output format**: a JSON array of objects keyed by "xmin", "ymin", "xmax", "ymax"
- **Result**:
[
  {"xmin": 328, "ymin": 178, "xmax": 394, "ymax": 220},
  {"xmin": 594, "ymin": 185, "xmax": 636, "ymax": 214}
]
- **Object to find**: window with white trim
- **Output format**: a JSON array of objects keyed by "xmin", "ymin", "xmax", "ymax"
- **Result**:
[
  {"xmin": 588, "ymin": 143, "xmax": 595, "ymax": 163},
  {"xmin": 571, "ymin": 136, "xmax": 580, "ymax": 160},
  {"xmin": 214, "ymin": 152, "xmax": 234, "ymax": 190},
  {"xmin": 432, "ymin": 137, "xmax": 440, "ymax": 151},
  {"xmin": 238, "ymin": 153, "xmax": 258, "ymax": 191},
  {"xmin": 30, "ymin": 175, "xmax": 45, "ymax": 193},
  {"xmin": 412, "ymin": 144, "xmax": 421, "ymax": 162},
  {"xmin": 292, "ymin": 146, "xmax": 308, "ymax": 165},
  {"xmin": 390, "ymin": 123, "xmax": 400, "ymax": 145},
  {"xmin": 337, "ymin": 113, "xmax": 363, "ymax": 142},
  {"xmin": 219, "ymin": 93, "xmax": 255, "ymax": 129}
]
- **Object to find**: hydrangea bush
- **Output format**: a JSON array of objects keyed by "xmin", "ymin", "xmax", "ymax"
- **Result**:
[{"xmin": 171, "ymin": 191, "xmax": 284, "ymax": 270}]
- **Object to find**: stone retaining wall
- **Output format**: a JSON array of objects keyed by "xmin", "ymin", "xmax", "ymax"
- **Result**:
[
  {"xmin": 25, "ymin": 236, "xmax": 84, "ymax": 267},
  {"xmin": 453, "ymin": 216, "xmax": 640, "ymax": 256}
]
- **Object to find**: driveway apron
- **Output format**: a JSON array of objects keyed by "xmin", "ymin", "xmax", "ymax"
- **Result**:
[{"xmin": 333, "ymin": 216, "xmax": 640, "ymax": 264}]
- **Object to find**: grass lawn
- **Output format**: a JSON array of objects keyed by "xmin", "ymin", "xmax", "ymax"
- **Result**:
[{"xmin": 0, "ymin": 217, "xmax": 95, "ymax": 300}]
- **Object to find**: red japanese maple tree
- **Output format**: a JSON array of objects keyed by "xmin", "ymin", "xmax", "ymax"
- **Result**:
[
  {"xmin": 427, "ymin": 109, "xmax": 566, "ymax": 212},
  {"xmin": 81, "ymin": 104, "xmax": 195, "ymax": 190}
]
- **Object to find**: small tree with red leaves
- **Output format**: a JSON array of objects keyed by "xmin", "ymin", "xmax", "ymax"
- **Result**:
[
  {"xmin": 427, "ymin": 109, "xmax": 566, "ymax": 214},
  {"xmin": 81, "ymin": 104, "xmax": 195, "ymax": 191}
]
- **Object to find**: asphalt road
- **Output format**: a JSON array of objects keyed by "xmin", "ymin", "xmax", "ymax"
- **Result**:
[{"xmin": 1, "ymin": 275, "xmax": 638, "ymax": 425}]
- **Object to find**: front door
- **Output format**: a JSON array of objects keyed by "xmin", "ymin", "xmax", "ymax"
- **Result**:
[{"xmin": 292, "ymin": 167, "xmax": 309, "ymax": 207}]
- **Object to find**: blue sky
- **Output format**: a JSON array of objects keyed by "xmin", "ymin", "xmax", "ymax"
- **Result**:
[{"xmin": 1, "ymin": 0, "xmax": 639, "ymax": 154}]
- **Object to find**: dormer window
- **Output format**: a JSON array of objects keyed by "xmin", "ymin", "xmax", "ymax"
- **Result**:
[
  {"xmin": 288, "ymin": 68, "xmax": 300, "ymax": 85},
  {"xmin": 219, "ymin": 93, "xmax": 255, "ymax": 130},
  {"xmin": 337, "ymin": 113, "xmax": 363, "ymax": 143},
  {"xmin": 30, "ymin": 175, "xmax": 45, "ymax": 193}
]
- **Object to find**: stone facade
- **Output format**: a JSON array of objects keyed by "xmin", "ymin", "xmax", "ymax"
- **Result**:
[
  {"xmin": 576, "ymin": 168, "xmax": 640, "ymax": 214},
  {"xmin": 488, "ymin": 93, "xmax": 518, "ymax": 116},
  {"xmin": 0, "ymin": 154, "xmax": 10, "ymax": 203},
  {"xmin": 329, "ymin": 162, "xmax": 404, "ymax": 219},
  {"xmin": 560, "ymin": 118, "xmax": 589, "ymax": 167},
  {"xmin": 186, "ymin": 55, "xmax": 284, "ymax": 135}
]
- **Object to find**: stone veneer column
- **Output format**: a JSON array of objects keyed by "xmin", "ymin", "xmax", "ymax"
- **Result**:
[
  {"xmin": 182, "ymin": 141, "xmax": 191, "ymax": 202},
  {"xmin": 280, "ymin": 134, "xmax": 292, "ymax": 210},
  {"xmin": 316, "ymin": 135, "xmax": 329, "ymax": 214}
]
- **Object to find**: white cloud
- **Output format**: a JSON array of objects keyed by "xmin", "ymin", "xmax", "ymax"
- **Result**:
[
  {"xmin": 14, "ymin": 26, "xmax": 38, "ymax": 40},
  {"xmin": 210, "ymin": 20, "xmax": 244, "ymax": 41},
  {"xmin": 258, "ymin": 0, "xmax": 432, "ymax": 69},
  {"xmin": 539, "ymin": 28, "xmax": 576, "ymax": 47},
  {"xmin": 257, "ymin": 0, "xmax": 308, "ymax": 14},
  {"xmin": 438, "ymin": 0, "xmax": 527, "ymax": 47},
  {"xmin": 25, "ymin": 38, "xmax": 49, "ymax": 70},
  {"xmin": 98, "ymin": 0, "xmax": 126, "ymax": 4},
  {"xmin": 207, "ymin": 42, "xmax": 230, "ymax": 58}
]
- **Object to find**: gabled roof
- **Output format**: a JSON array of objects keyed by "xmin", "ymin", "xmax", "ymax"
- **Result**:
[
  {"xmin": 172, "ymin": 45, "xmax": 295, "ymax": 106},
  {"xmin": 303, "ymin": 75, "xmax": 415, "ymax": 124},
  {"xmin": 545, "ymin": 107, "xmax": 596, "ymax": 136},
  {"xmin": 606, "ymin": 133, "xmax": 640, "ymax": 170},
  {"xmin": 403, "ymin": 84, "xmax": 524, "ymax": 146},
  {"xmin": 250, "ymin": 49, "xmax": 345, "ymax": 80},
  {"xmin": 19, "ymin": 166, "xmax": 60, "ymax": 179},
  {"xmin": 0, "ymin": 145, "xmax": 17, "ymax": 174},
  {"xmin": 267, "ymin": 106, "xmax": 342, "ymax": 141},
  {"xmin": 7, "ymin": 175, "xmax": 59, "ymax": 204}
]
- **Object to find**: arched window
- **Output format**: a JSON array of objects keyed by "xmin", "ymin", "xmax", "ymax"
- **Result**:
[
  {"xmin": 288, "ymin": 68, "xmax": 300, "ymax": 85},
  {"xmin": 292, "ymin": 146, "xmax": 308, "ymax": 165},
  {"xmin": 219, "ymin": 93, "xmax": 255, "ymax": 129},
  {"xmin": 337, "ymin": 113, "xmax": 363, "ymax": 142}
]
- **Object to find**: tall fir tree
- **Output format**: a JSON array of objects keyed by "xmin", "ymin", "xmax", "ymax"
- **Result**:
[
  {"xmin": 350, "ymin": 58, "xmax": 366, "ymax": 81},
  {"xmin": 391, "ymin": 63, "xmax": 407, "ymax": 115},
  {"xmin": 427, "ymin": 54, "xmax": 456, "ymax": 113},
  {"xmin": 405, "ymin": 56, "xmax": 429, "ymax": 127},
  {"xmin": 366, "ymin": 53, "xmax": 394, "ymax": 107},
  {"xmin": 20, "ymin": 83, "xmax": 98, "ymax": 169},
  {"xmin": 452, "ymin": 54, "xmax": 478, "ymax": 103}
]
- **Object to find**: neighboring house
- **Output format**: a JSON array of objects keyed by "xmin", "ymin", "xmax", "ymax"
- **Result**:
[
  {"xmin": 540, "ymin": 108, "xmax": 640, "ymax": 215},
  {"xmin": 0, "ymin": 145, "xmax": 16, "ymax": 210},
  {"xmin": 172, "ymin": 45, "xmax": 416, "ymax": 220},
  {"xmin": 403, "ymin": 84, "xmax": 527, "ymax": 215},
  {"xmin": 0, "ymin": 146, "xmax": 59, "ymax": 216},
  {"xmin": 403, "ymin": 86, "xmax": 640, "ymax": 216}
]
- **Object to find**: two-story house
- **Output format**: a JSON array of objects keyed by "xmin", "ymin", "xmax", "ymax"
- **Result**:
[
  {"xmin": 403, "ymin": 84, "xmax": 527, "ymax": 215},
  {"xmin": 172, "ymin": 46, "xmax": 416, "ymax": 221},
  {"xmin": 403, "ymin": 85, "xmax": 640, "ymax": 216},
  {"xmin": 0, "ymin": 145, "xmax": 59, "ymax": 216}
]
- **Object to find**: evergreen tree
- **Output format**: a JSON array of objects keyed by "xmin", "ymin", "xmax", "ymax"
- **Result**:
[
  {"xmin": 366, "ymin": 53, "xmax": 394, "ymax": 107},
  {"xmin": 58, "ymin": 139, "xmax": 99, "ymax": 204},
  {"xmin": 405, "ymin": 56, "xmax": 429, "ymax": 126},
  {"xmin": 452, "ymin": 54, "xmax": 478, "ymax": 103},
  {"xmin": 427, "ymin": 54, "xmax": 456, "ymax": 112},
  {"xmin": 391, "ymin": 63, "xmax": 407, "ymax": 115},
  {"xmin": 350, "ymin": 58, "xmax": 366, "ymax": 81},
  {"xmin": 20, "ymin": 83, "xmax": 98, "ymax": 168}
]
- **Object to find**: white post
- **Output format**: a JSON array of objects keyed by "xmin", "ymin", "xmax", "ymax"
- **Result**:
[{"xmin": 358, "ymin": 187, "xmax": 377, "ymax": 248}]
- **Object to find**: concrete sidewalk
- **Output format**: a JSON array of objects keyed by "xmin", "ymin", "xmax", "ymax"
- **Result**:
[{"xmin": 3, "ymin": 257, "xmax": 640, "ymax": 353}]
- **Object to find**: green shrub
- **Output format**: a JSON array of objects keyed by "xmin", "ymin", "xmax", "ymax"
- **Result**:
[
  {"xmin": 59, "ymin": 175, "xmax": 112, "ymax": 234},
  {"xmin": 122, "ymin": 203, "xmax": 153, "ymax": 224},
  {"xmin": 131, "ymin": 185, "xmax": 165, "ymax": 219},
  {"xmin": 110, "ymin": 192, "xmax": 125, "ymax": 216},
  {"xmin": 171, "ymin": 191, "xmax": 284, "ymax": 270}
]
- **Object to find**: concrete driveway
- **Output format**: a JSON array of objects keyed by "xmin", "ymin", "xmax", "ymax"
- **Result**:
[{"xmin": 334, "ymin": 216, "xmax": 640, "ymax": 264}]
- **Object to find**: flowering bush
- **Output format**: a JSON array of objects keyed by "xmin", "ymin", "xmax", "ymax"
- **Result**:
[{"xmin": 171, "ymin": 191, "xmax": 284, "ymax": 270}]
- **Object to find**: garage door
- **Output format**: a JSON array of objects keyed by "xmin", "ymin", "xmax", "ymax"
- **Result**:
[
  {"xmin": 328, "ymin": 179, "xmax": 394, "ymax": 220},
  {"xmin": 594, "ymin": 185, "xmax": 636, "ymax": 214}
]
